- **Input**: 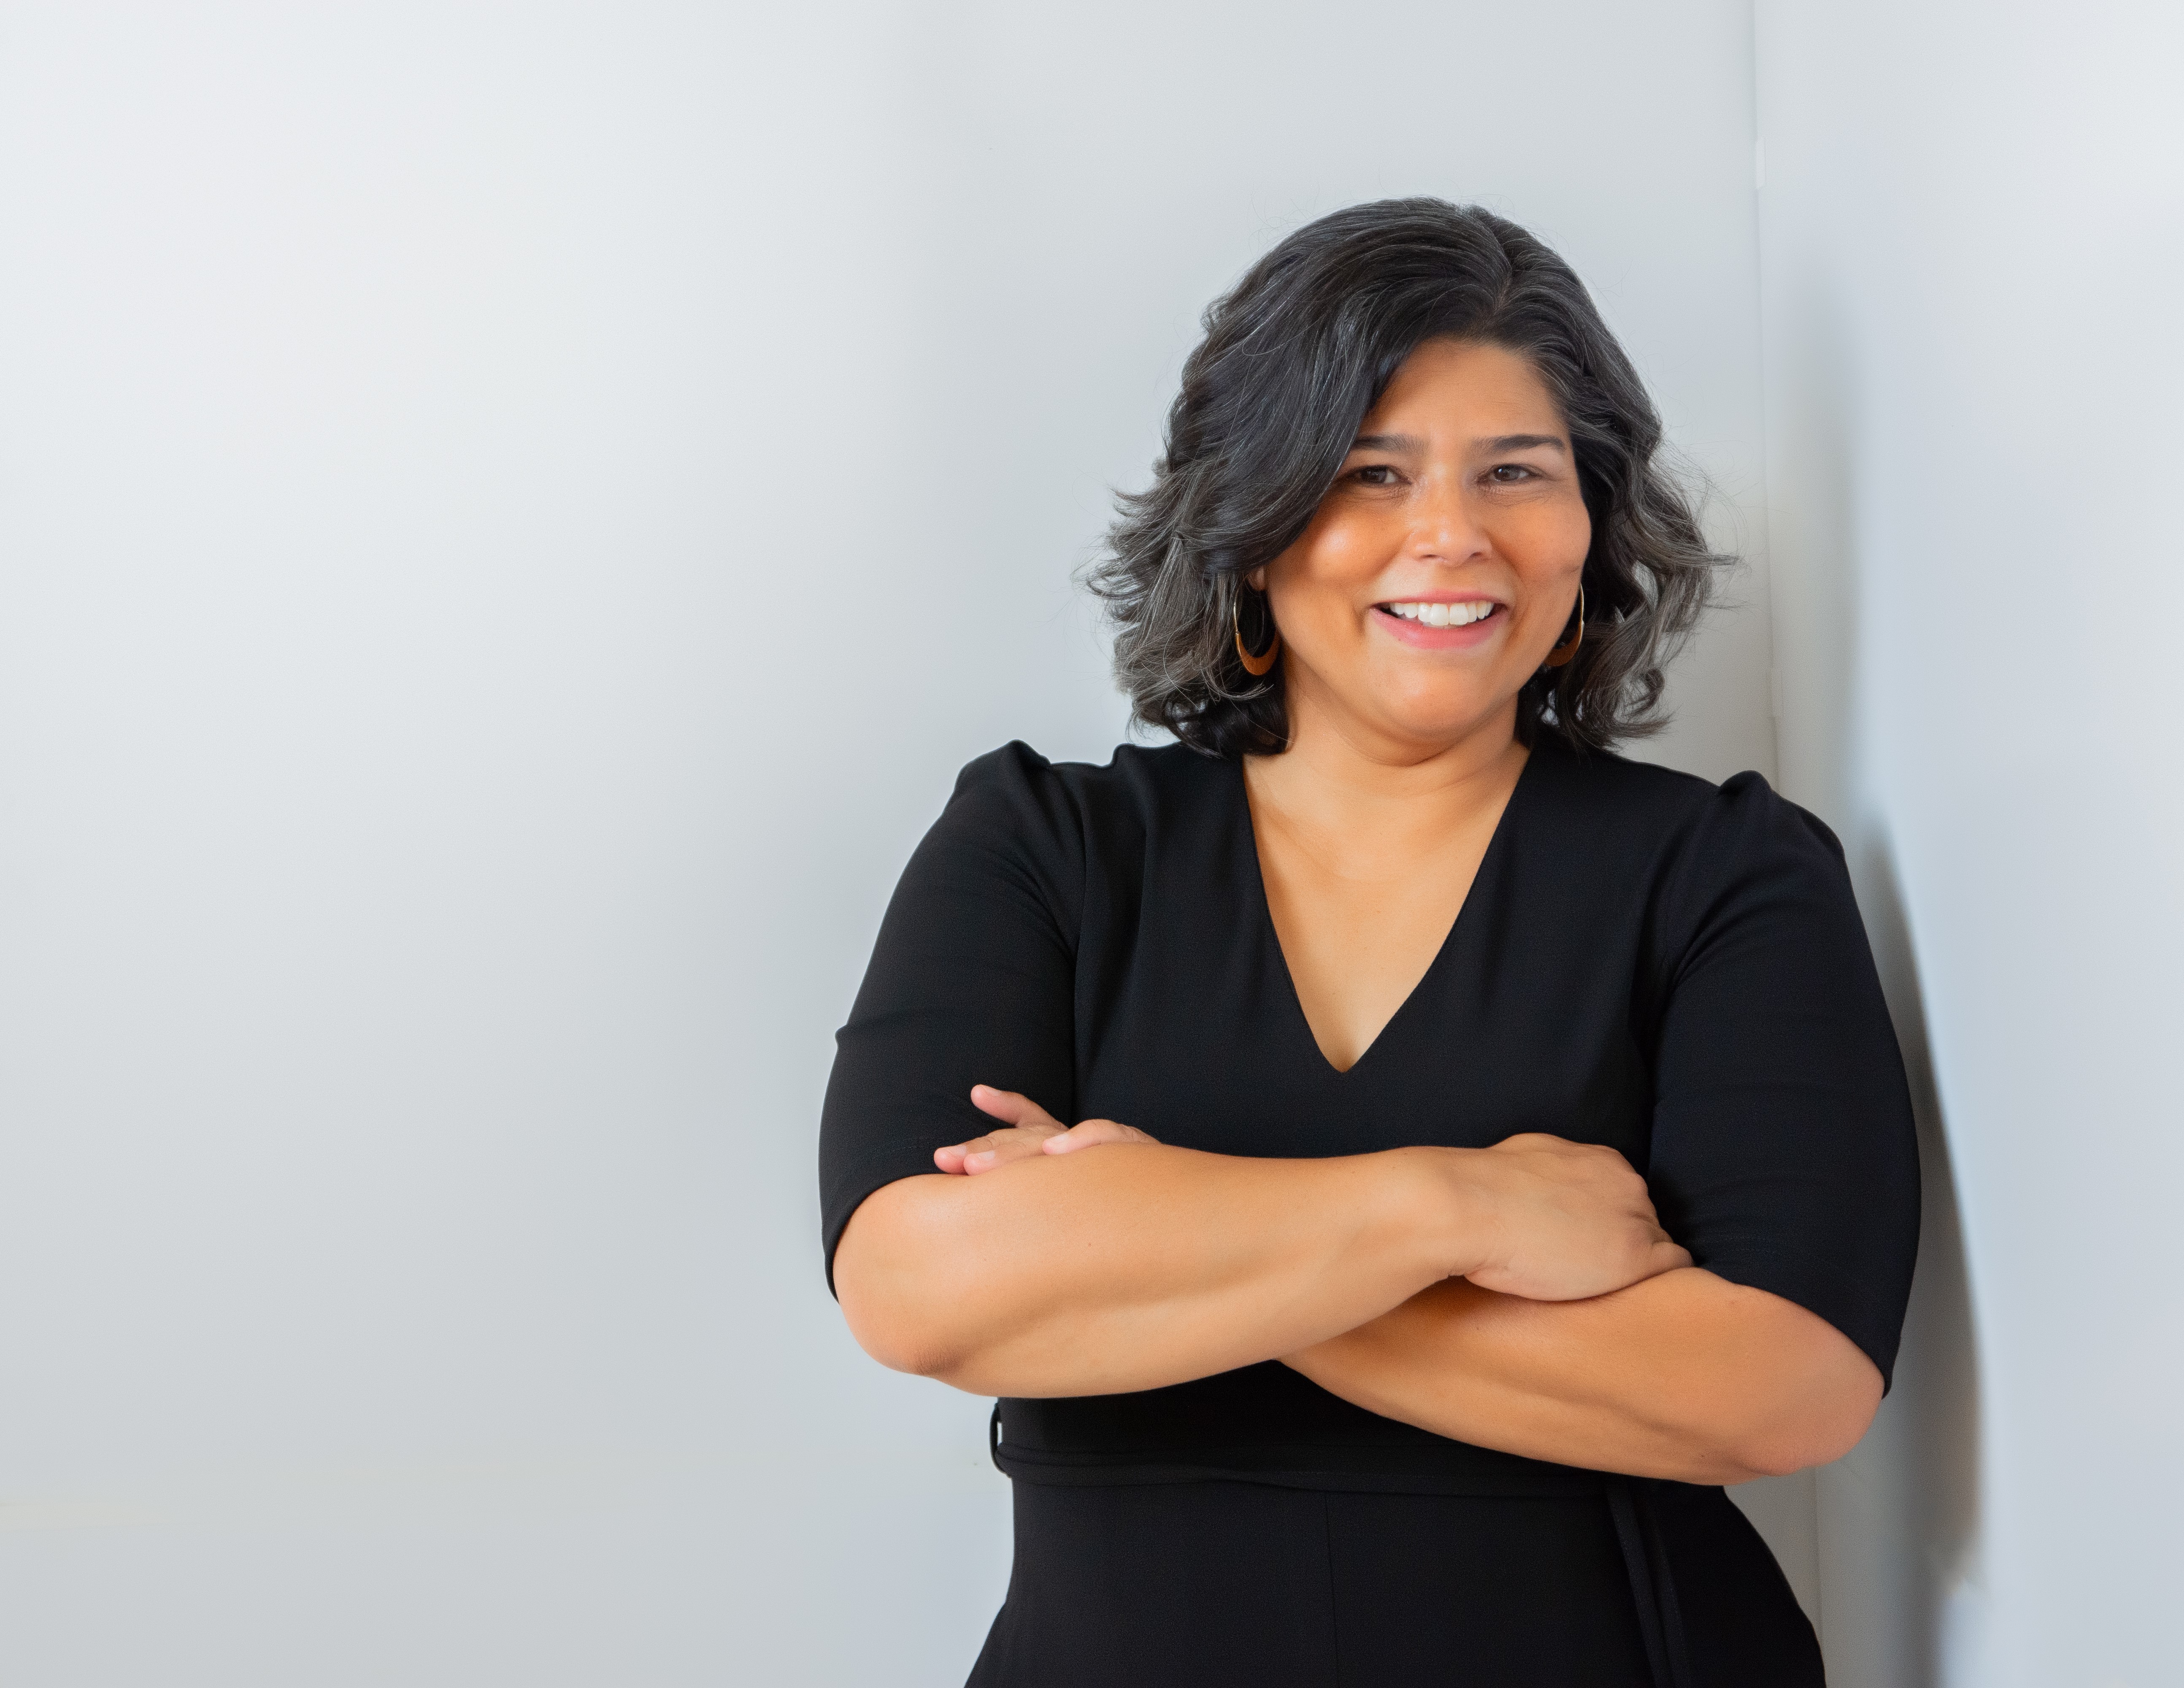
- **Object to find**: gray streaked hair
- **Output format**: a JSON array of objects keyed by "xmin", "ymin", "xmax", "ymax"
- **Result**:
[{"xmin": 1085, "ymin": 199, "xmax": 1726, "ymax": 757}]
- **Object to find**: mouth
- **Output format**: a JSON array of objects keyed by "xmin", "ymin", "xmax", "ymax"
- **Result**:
[{"xmin": 1375, "ymin": 599, "xmax": 1502, "ymax": 629}]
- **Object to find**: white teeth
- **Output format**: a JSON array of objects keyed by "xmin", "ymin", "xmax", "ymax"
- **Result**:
[{"xmin": 1387, "ymin": 601, "xmax": 1494, "ymax": 626}]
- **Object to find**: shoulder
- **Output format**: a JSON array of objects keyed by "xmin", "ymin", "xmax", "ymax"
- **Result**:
[
  {"xmin": 1518, "ymin": 740, "xmax": 1856, "ymax": 941},
  {"xmin": 933, "ymin": 737, "xmax": 1222, "ymax": 882},
  {"xmin": 1527, "ymin": 738, "xmax": 1843, "ymax": 866},
  {"xmin": 946, "ymin": 738, "xmax": 1219, "ymax": 838}
]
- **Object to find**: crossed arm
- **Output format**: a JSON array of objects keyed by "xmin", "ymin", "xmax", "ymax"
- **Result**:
[{"xmin": 832, "ymin": 1087, "xmax": 1881, "ymax": 1486}]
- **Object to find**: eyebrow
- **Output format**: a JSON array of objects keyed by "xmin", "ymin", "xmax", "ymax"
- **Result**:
[{"xmin": 1347, "ymin": 431, "xmax": 1569, "ymax": 454}]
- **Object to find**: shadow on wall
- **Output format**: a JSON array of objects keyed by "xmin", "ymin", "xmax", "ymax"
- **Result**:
[
  {"xmin": 1825, "ymin": 841, "xmax": 1983, "ymax": 1686},
  {"xmin": 1774, "ymin": 280, "xmax": 1983, "ymax": 1688}
]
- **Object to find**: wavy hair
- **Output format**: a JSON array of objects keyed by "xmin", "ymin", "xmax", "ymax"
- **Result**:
[{"xmin": 1085, "ymin": 199, "xmax": 1727, "ymax": 757}]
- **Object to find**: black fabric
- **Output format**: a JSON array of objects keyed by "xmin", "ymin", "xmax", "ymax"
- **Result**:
[
  {"xmin": 819, "ymin": 736, "xmax": 1918, "ymax": 1678},
  {"xmin": 966, "ymin": 1477, "xmax": 1822, "ymax": 1688}
]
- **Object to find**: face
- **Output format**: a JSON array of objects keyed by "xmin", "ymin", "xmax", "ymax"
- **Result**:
[{"xmin": 1253, "ymin": 338, "xmax": 1591, "ymax": 760}]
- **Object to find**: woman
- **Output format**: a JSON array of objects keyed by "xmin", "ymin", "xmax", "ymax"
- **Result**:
[{"xmin": 819, "ymin": 200, "xmax": 1919, "ymax": 1686}]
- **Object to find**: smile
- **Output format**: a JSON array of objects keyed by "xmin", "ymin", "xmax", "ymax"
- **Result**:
[{"xmin": 1377, "ymin": 601, "xmax": 1500, "ymax": 628}]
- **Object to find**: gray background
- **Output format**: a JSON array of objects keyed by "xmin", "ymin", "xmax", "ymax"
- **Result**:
[{"xmin": 0, "ymin": 2, "xmax": 2172, "ymax": 1684}]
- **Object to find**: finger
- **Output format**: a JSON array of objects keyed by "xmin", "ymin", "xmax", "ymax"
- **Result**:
[
  {"xmin": 1643, "ymin": 1240, "xmax": 1696, "ymax": 1278},
  {"xmin": 964, "ymin": 1135, "xmax": 1043, "ymax": 1173},
  {"xmin": 1043, "ymin": 1118, "xmax": 1158, "ymax": 1156},
  {"xmin": 962, "ymin": 1124, "xmax": 1065, "ymax": 1174},
  {"xmin": 933, "ymin": 1132, "xmax": 1000, "ymax": 1175},
  {"xmin": 970, "ymin": 1085, "xmax": 1065, "ymax": 1133}
]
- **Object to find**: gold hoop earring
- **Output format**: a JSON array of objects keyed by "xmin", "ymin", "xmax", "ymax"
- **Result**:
[
  {"xmin": 1233, "ymin": 590, "xmax": 1281, "ymax": 677},
  {"xmin": 1544, "ymin": 584, "xmax": 1585, "ymax": 668}
]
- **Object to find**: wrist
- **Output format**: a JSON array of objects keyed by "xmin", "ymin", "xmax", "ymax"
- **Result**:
[{"xmin": 1388, "ymin": 1145, "xmax": 1499, "ymax": 1282}]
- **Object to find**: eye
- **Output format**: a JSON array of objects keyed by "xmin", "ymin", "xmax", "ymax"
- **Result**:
[
  {"xmin": 1349, "ymin": 464, "xmax": 1400, "ymax": 486},
  {"xmin": 1487, "ymin": 463, "xmax": 1540, "ymax": 484}
]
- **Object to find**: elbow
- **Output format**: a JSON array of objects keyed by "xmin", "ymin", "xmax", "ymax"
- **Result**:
[
  {"xmin": 832, "ymin": 1177, "xmax": 983, "ymax": 1383},
  {"xmin": 840, "ymin": 1269, "xmax": 979, "ymax": 1381},
  {"xmin": 1725, "ymin": 1412, "xmax": 1870, "ymax": 1480},
  {"xmin": 1672, "ymin": 1285, "xmax": 1887, "ymax": 1482},
  {"xmin": 842, "ymin": 1305, "xmax": 967, "ymax": 1382},
  {"xmin": 838, "ymin": 1257, "xmax": 976, "ymax": 1382},
  {"xmin": 1718, "ymin": 1369, "xmax": 1883, "ymax": 1480}
]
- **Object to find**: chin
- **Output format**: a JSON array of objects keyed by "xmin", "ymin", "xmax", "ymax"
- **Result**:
[
  {"xmin": 1376, "ymin": 676, "xmax": 1503, "ymax": 728},
  {"xmin": 1376, "ymin": 701, "xmax": 1505, "ymax": 750}
]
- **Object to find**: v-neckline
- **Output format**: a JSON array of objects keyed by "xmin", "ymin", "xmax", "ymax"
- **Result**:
[{"xmin": 1235, "ymin": 745, "xmax": 1540, "ymax": 1079}]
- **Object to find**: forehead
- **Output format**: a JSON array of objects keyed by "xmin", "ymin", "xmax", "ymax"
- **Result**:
[{"xmin": 1362, "ymin": 339, "xmax": 1565, "ymax": 436}]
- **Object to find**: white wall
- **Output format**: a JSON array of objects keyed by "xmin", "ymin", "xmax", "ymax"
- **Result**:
[
  {"xmin": 1756, "ymin": 3, "xmax": 2184, "ymax": 1683},
  {"xmin": 0, "ymin": 5, "xmax": 1781, "ymax": 1683}
]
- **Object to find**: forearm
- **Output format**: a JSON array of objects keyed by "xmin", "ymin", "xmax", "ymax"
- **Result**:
[
  {"xmin": 835, "ymin": 1143, "xmax": 1452, "ymax": 1398},
  {"xmin": 1283, "ymin": 1269, "xmax": 1882, "ymax": 1484}
]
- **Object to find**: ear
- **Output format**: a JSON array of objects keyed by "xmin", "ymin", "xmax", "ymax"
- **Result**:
[{"xmin": 1246, "ymin": 566, "xmax": 1267, "ymax": 591}]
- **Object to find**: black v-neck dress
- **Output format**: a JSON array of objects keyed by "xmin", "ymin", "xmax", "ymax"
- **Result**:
[{"xmin": 820, "ymin": 737, "xmax": 1919, "ymax": 1688}]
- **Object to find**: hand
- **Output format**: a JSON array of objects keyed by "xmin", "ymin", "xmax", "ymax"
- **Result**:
[
  {"xmin": 933, "ymin": 1085, "xmax": 1160, "ymax": 1175},
  {"xmin": 1435, "ymin": 1133, "xmax": 1693, "ymax": 1301}
]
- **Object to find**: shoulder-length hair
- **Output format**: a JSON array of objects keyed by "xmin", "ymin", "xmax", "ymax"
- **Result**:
[{"xmin": 1086, "ymin": 198, "xmax": 1726, "ymax": 758}]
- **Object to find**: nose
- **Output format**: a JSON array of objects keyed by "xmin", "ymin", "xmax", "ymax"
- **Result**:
[{"xmin": 1406, "ymin": 469, "xmax": 1491, "ymax": 565}]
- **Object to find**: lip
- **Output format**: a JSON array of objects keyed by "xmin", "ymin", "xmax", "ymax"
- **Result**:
[{"xmin": 1370, "ymin": 599, "xmax": 1506, "ymax": 651}]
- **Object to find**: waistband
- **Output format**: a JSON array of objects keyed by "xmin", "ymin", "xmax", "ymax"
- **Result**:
[{"xmin": 989, "ymin": 1403, "xmax": 1694, "ymax": 1688}]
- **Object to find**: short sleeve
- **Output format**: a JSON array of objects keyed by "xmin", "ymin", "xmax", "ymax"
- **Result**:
[
  {"xmin": 817, "ymin": 743, "xmax": 1084, "ymax": 1291},
  {"xmin": 1644, "ymin": 773, "xmax": 1921, "ymax": 1388}
]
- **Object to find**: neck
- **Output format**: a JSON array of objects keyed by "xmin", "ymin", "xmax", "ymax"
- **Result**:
[{"xmin": 1243, "ymin": 685, "xmax": 1530, "ymax": 858}]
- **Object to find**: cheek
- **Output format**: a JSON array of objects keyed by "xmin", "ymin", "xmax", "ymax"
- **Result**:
[
  {"xmin": 1279, "ymin": 517, "xmax": 1397, "ymax": 613},
  {"xmin": 1503, "ymin": 499, "xmax": 1592, "ymax": 579}
]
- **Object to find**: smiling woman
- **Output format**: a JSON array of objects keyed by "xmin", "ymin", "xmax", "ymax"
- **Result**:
[
  {"xmin": 1092, "ymin": 200, "xmax": 1719, "ymax": 762},
  {"xmin": 819, "ymin": 201, "xmax": 1919, "ymax": 1688}
]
